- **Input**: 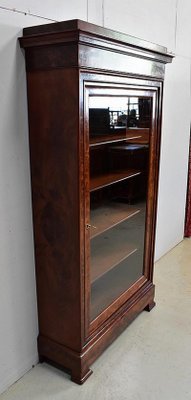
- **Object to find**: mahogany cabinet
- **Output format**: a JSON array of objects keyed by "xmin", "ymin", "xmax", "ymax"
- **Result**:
[{"xmin": 19, "ymin": 20, "xmax": 173, "ymax": 384}]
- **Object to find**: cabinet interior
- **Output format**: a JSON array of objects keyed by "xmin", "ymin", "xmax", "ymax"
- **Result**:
[{"xmin": 88, "ymin": 94, "xmax": 151, "ymax": 321}]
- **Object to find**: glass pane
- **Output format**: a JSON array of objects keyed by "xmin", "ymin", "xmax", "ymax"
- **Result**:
[{"xmin": 89, "ymin": 95, "xmax": 152, "ymax": 321}]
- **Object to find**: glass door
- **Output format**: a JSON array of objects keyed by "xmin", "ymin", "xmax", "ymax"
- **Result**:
[{"xmin": 84, "ymin": 85, "xmax": 157, "ymax": 329}]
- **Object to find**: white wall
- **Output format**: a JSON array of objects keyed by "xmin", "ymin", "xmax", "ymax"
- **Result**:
[
  {"xmin": 0, "ymin": 9, "xmax": 50, "ymax": 395},
  {"xmin": 0, "ymin": 0, "xmax": 190, "ymax": 394},
  {"xmin": 155, "ymin": 0, "xmax": 191, "ymax": 259},
  {"xmin": 155, "ymin": 56, "xmax": 191, "ymax": 259}
]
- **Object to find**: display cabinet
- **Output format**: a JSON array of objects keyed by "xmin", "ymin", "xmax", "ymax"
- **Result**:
[{"xmin": 19, "ymin": 19, "xmax": 173, "ymax": 384}]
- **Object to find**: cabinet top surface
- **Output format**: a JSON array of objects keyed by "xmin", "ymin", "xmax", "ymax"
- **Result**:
[{"xmin": 21, "ymin": 18, "xmax": 172, "ymax": 60}]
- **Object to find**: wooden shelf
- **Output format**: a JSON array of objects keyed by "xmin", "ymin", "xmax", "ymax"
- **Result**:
[
  {"xmin": 90, "ymin": 128, "xmax": 150, "ymax": 147},
  {"xmin": 90, "ymin": 169, "xmax": 141, "ymax": 192},
  {"xmin": 90, "ymin": 134, "xmax": 141, "ymax": 147},
  {"xmin": 90, "ymin": 205, "xmax": 145, "ymax": 283},
  {"xmin": 91, "ymin": 249, "xmax": 144, "ymax": 320},
  {"xmin": 91, "ymin": 242, "xmax": 137, "ymax": 283},
  {"xmin": 90, "ymin": 202, "xmax": 140, "ymax": 238}
]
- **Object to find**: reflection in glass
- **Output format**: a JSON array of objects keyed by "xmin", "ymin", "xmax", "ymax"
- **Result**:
[
  {"xmin": 89, "ymin": 96, "xmax": 151, "ymax": 137},
  {"xmin": 89, "ymin": 95, "xmax": 151, "ymax": 321}
]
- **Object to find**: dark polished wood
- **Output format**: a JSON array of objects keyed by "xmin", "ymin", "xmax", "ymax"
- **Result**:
[
  {"xmin": 144, "ymin": 300, "xmax": 156, "ymax": 312},
  {"xmin": 90, "ymin": 128, "xmax": 149, "ymax": 146},
  {"xmin": 21, "ymin": 19, "xmax": 172, "ymax": 63},
  {"xmin": 90, "ymin": 169, "xmax": 141, "ymax": 191},
  {"xmin": 90, "ymin": 203, "xmax": 140, "ymax": 238},
  {"xmin": 19, "ymin": 19, "xmax": 173, "ymax": 384},
  {"xmin": 20, "ymin": 19, "xmax": 172, "ymax": 77}
]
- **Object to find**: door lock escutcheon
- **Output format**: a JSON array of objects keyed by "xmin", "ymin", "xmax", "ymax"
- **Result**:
[{"xmin": 86, "ymin": 224, "xmax": 97, "ymax": 229}]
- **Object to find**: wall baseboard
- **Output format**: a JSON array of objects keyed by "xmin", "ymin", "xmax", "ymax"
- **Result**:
[{"xmin": 0, "ymin": 353, "xmax": 38, "ymax": 396}]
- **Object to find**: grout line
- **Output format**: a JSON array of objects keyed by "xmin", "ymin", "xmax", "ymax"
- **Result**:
[
  {"xmin": 174, "ymin": 0, "xmax": 178, "ymax": 53},
  {"xmin": 0, "ymin": 5, "xmax": 57, "ymax": 22},
  {"xmin": 102, "ymin": 0, "xmax": 104, "ymax": 27},
  {"xmin": 87, "ymin": 0, "xmax": 89, "ymax": 22}
]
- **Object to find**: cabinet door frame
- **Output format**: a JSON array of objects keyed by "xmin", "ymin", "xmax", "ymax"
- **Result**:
[{"xmin": 81, "ymin": 72, "xmax": 163, "ymax": 338}]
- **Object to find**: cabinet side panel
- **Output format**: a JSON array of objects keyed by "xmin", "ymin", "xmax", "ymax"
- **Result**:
[{"xmin": 27, "ymin": 68, "xmax": 83, "ymax": 351}]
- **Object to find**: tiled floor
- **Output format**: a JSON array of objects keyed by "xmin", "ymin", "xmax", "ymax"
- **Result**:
[{"xmin": 1, "ymin": 239, "xmax": 191, "ymax": 400}]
